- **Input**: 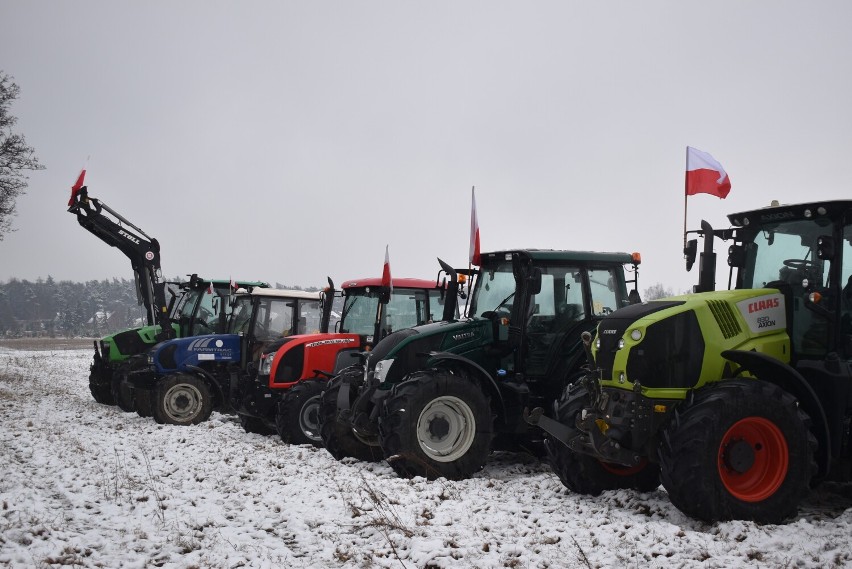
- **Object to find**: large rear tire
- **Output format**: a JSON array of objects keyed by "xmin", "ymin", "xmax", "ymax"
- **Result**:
[
  {"xmin": 151, "ymin": 374, "xmax": 213, "ymax": 426},
  {"xmin": 379, "ymin": 369, "xmax": 493, "ymax": 480},
  {"xmin": 546, "ymin": 384, "xmax": 660, "ymax": 495},
  {"xmin": 276, "ymin": 379, "xmax": 324, "ymax": 446},
  {"xmin": 659, "ymin": 379, "xmax": 816, "ymax": 524},
  {"xmin": 318, "ymin": 372, "xmax": 382, "ymax": 462}
]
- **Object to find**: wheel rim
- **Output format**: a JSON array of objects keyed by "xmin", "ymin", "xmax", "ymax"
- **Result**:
[
  {"xmin": 416, "ymin": 395, "xmax": 476, "ymax": 463},
  {"xmin": 299, "ymin": 395, "xmax": 322, "ymax": 443},
  {"xmin": 163, "ymin": 383, "xmax": 204, "ymax": 422},
  {"xmin": 718, "ymin": 416, "xmax": 788, "ymax": 502}
]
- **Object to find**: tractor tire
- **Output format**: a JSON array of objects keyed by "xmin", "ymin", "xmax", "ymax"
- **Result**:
[
  {"xmin": 318, "ymin": 373, "xmax": 382, "ymax": 462},
  {"xmin": 545, "ymin": 384, "xmax": 660, "ymax": 495},
  {"xmin": 276, "ymin": 379, "xmax": 324, "ymax": 446},
  {"xmin": 111, "ymin": 375, "xmax": 135, "ymax": 413},
  {"xmin": 238, "ymin": 413, "xmax": 274, "ymax": 436},
  {"xmin": 135, "ymin": 390, "xmax": 153, "ymax": 418},
  {"xmin": 659, "ymin": 379, "xmax": 817, "ymax": 524},
  {"xmin": 151, "ymin": 374, "xmax": 213, "ymax": 426},
  {"xmin": 379, "ymin": 369, "xmax": 493, "ymax": 480},
  {"xmin": 89, "ymin": 366, "xmax": 115, "ymax": 405}
]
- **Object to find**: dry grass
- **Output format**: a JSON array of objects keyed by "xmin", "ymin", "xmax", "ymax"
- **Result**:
[{"xmin": 0, "ymin": 338, "xmax": 95, "ymax": 351}]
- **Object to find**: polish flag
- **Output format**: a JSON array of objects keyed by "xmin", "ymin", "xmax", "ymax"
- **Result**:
[
  {"xmin": 686, "ymin": 147, "xmax": 731, "ymax": 199},
  {"xmin": 381, "ymin": 245, "xmax": 393, "ymax": 293},
  {"xmin": 207, "ymin": 281, "xmax": 214, "ymax": 294},
  {"xmin": 469, "ymin": 187, "xmax": 481, "ymax": 265},
  {"xmin": 67, "ymin": 168, "xmax": 87, "ymax": 206}
]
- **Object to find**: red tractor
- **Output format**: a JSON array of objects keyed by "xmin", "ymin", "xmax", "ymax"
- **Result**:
[{"xmin": 230, "ymin": 275, "xmax": 458, "ymax": 444}]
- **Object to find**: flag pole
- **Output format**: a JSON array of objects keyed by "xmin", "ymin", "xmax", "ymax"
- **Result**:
[{"xmin": 683, "ymin": 147, "xmax": 688, "ymax": 256}]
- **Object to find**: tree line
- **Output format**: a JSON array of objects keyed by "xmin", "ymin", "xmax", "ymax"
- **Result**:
[{"xmin": 0, "ymin": 277, "xmax": 318, "ymax": 338}]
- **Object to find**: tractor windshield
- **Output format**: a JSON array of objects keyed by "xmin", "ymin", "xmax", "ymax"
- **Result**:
[
  {"xmin": 469, "ymin": 261, "xmax": 516, "ymax": 317},
  {"xmin": 740, "ymin": 217, "xmax": 838, "ymax": 357},
  {"xmin": 340, "ymin": 288, "xmax": 447, "ymax": 336},
  {"xmin": 228, "ymin": 296, "xmax": 254, "ymax": 335},
  {"xmin": 740, "ymin": 218, "xmax": 832, "ymax": 292}
]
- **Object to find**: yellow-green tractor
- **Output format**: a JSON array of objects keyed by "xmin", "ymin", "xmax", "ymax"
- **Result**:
[{"xmin": 530, "ymin": 200, "xmax": 852, "ymax": 523}]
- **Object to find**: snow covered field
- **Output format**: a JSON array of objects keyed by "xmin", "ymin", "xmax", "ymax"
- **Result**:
[{"xmin": 2, "ymin": 345, "xmax": 852, "ymax": 569}]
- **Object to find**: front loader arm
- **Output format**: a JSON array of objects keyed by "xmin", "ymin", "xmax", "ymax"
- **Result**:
[{"xmin": 68, "ymin": 186, "xmax": 174, "ymax": 341}]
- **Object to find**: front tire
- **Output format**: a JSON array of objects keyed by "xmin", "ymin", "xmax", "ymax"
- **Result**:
[
  {"xmin": 546, "ymin": 384, "xmax": 660, "ymax": 495},
  {"xmin": 379, "ymin": 369, "xmax": 493, "ymax": 480},
  {"xmin": 111, "ymin": 374, "xmax": 135, "ymax": 413},
  {"xmin": 152, "ymin": 374, "xmax": 213, "ymax": 426},
  {"xmin": 318, "ymin": 372, "xmax": 382, "ymax": 462},
  {"xmin": 276, "ymin": 379, "xmax": 324, "ymax": 446},
  {"xmin": 659, "ymin": 379, "xmax": 816, "ymax": 524},
  {"xmin": 89, "ymin": 363, "xmax": 115, "ymax": 405},
  {"xmin": 239, "ymin": 413, "xmax": 274, "ymax": 436}
]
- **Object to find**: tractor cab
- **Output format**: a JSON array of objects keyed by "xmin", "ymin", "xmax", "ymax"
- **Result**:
[{"xmin": 686, "ymin": 200, "xmax": 852, "ymax": 361}]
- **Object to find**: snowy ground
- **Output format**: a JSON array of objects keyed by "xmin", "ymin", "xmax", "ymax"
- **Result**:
[{"xmin": 2, "ymin": 345, "xmax": 852, "ymax": 568}]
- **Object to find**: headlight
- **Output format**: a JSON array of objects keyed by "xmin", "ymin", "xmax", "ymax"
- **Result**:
[
  {"xmin": 374, "ymin": 358, "xmax": 395, "ymax": 382},
  {"xmin": 617, "ymin": 338, "xmax": 625, "ymax": 350},
  {"xmin": 630, "ymin": 329, "xmax": 642, "ymax": 341},
  {"xmin": 595, "ymin": 338, "xmax": 601, "ymax": 349},
  {"xmin": 147, "ymin": 354, "xmax": 154, "ymax": 365},
  {"xmin": 258, "ymin": 353, "xmax": 274, "ymax": 376}
]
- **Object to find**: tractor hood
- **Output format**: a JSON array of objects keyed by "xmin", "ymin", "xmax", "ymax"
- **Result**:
[
  {"xmin": 593, "ymin": 289, "xmax": 790, "ymax": 395},
  {"xmin": 266, "ymin": 332, "xmax": 363, "ymax": 387},
  {"xmin": 149, "ymin": 333, "xmax": 241, "ymax": 373},
  {"xmin": 367, "ymin": 317, "xmax": 492, "ymax": 385}
]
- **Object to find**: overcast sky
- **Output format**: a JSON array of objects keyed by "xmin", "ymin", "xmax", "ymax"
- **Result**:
[{"xmin": 2, "ymin": 1, "xmax": 851, "ymax": 295}]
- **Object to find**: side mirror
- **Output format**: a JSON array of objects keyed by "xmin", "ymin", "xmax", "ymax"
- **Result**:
[
  {"xmin": 817, "ymin": 236, "xmax": 835, "ymax": 260},
  {"xmin": 728, "ymin": 244, "xmax": 746, "ymax": 268},
  {"xmin": 529, "ymin": 267, "xmax": 542, "ymax": 295},
  {"xmin": 684, "ymin": 239, "xmax": 698, "ymax": 272}
]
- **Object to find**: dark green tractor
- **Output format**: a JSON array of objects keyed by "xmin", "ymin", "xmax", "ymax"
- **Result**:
[{"xmin": 320, "ymin": 249, "xmax": 641, "ymax": 479}]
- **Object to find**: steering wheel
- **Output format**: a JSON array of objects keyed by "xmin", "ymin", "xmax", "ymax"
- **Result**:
[{"xmin": 783, "ymin": 259, "xmax": 817, "ymax": 271}]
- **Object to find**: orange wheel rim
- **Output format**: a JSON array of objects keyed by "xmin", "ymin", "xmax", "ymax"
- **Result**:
[{"xmin": 718, "ymin": 416, "xmax": 788, "ymax": 502}]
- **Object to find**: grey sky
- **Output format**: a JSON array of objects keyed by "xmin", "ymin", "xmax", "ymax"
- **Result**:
[{"xmin": 2, "ymin": 1, "xmax": 851, "ymax": 294}]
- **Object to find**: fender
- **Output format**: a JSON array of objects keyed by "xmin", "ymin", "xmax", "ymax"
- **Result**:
[
  {"xmin": 427, "ymin": 351, "xmax": 508, "ymax": 420},
  {"xmin": 721, "ymin": 349, "xmax": 831, "ymax": 478},
  {"xmin": 184, "ymin": 364, "xmax": 226, "ymax": 406}
]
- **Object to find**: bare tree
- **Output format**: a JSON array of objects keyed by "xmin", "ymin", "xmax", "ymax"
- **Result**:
[
  {"xmin": 643, "ymin": 282, "xmax": 674, "ymax": 300},
  {"xmin": 0, "ymin": 71, "xmax": 44, "ymax": 241}
]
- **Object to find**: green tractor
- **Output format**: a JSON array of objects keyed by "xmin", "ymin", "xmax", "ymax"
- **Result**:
[
  {"xmin": 530, "ymin": 199, "xmax": 852, "ymax": 524},
  {"xmin": 320, "ymin": 250, "xmax": 642, "ymax": 479}
]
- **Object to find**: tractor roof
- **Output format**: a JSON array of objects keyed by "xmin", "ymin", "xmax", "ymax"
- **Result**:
[
  {"xmin": 479, "ymin": 249, "xmax": 637, "ymax": 265},
  {"xmin": 241, "ymin": 288, "xmax": 321, "ymax": 300},
  {"xmin": 728, "ymin": 200, "xmax": 852, "ymax": 227},
  {"xmin": 341, "ymin": 277, "xmax": 440, "ymax": 290}
]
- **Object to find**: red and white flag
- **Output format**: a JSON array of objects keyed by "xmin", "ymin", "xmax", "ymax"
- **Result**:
[
  {"xmin": 686, "ymin": 147, "xmax": 731, "ymax": 199},
  {"xmin": 230, "ymin": 276, "xmax": 236, "ymax": 290},
  {"xmin": 67, "ymin": 168, "xmax": 87, "ymax": 206},
  {"xmin": 469, "ymin": 187, "xmax": 481, "ymax": 266},
  {"xmin": 381, "ymin": 245, "xmax": 393, "ymax": 293},
  {"xmin": 207, "ymin": 281, "xmax": 214, "ymax": 294}
]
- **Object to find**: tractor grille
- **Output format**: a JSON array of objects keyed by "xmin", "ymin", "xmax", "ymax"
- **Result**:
[
  {"xmin": 626, "ymin": 311, "xmax": 704, "ymax": 389},
  {"xmin": 594, "ymin": 300, "xmax": 684, "ymax": 381},
  {"xmin": 706, "ymin": 299, "xmax": 742, "ymax": 339}
]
